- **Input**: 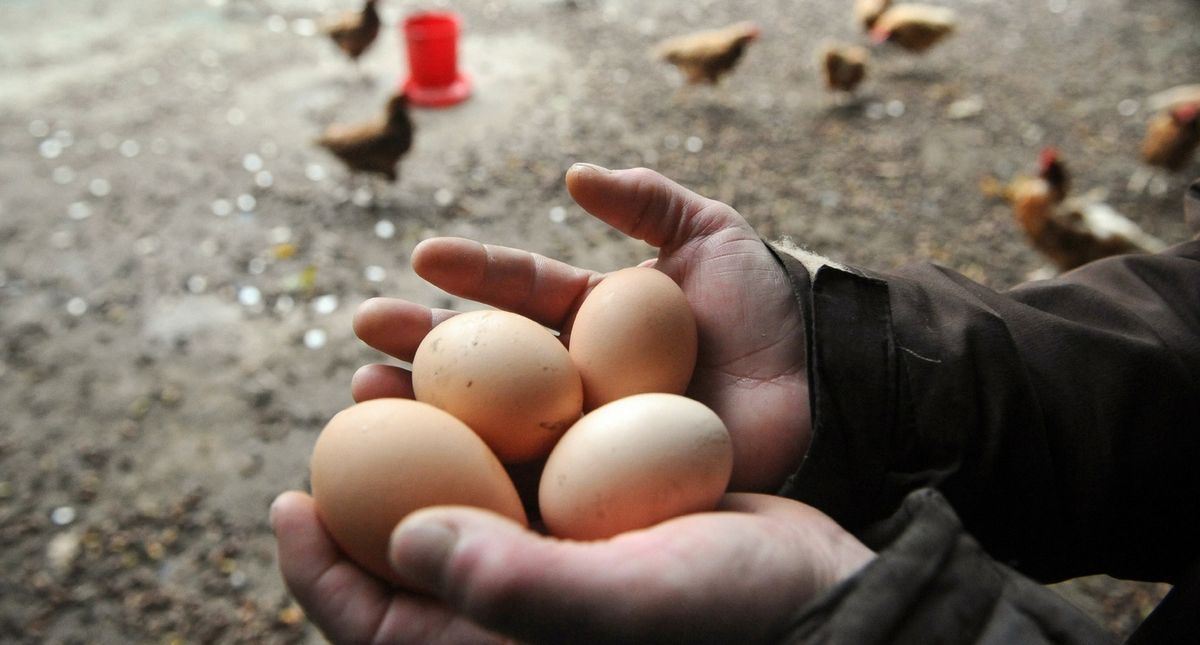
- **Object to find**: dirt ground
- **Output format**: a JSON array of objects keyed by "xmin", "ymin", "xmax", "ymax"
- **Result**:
[{"xmin": 1, "ymin": 0, "xmax": 1193, "ymax": 641}]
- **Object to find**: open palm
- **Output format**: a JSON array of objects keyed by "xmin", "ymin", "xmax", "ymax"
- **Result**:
[
  {"xmin": 351, "ymin": 164, "xmax": 810, "ymax": 492},
  {"xmin": 272, "ymin": 490, "xmax": 872, "ymax": 644}
]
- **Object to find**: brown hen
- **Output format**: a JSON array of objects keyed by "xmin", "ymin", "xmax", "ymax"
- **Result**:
[
  {"xmin": 321, "ymin": 0, "xmax": 381, "ymax": 61},
  {"xmin": 316, "ymin": 93, "xmax": 414, "ymax": 182},
  {"xmin": 1141, "ymin": 104, "xmax": 1200, "ymax": 173},
  {"xmin": 820, "ymin": 44, "xmax": 870, "ymax": 94},
  {"xmin": 654, "ymin": 22, "xmax": 761, "ymax": 85},
  {"xmin": 870, "ymin": 4, "xmax": 956, "ymax": 54},
  {"xmin": 1000, "ymin": 148, "xmax": 1166, "ymax": 272}
]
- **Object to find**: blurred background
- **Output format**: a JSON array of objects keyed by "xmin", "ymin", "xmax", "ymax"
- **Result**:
[{"xmin": 1, "ymin": 0, "xmax": 1194, "ymax": 641}]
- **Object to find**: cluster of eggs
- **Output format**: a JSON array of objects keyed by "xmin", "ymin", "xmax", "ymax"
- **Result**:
[{"xmin": 308, "ymin": 267, "xmax": 733, "ymax": 583}]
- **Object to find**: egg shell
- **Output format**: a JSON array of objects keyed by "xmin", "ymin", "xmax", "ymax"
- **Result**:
[
  {"xmin": 538, "ymin": 393, "xmax": 732, "ymax": 540},
  {"xmin": 568, "ymin": 267, "xmax": 697, "ymax": 410},
  {"xmin": 310, "ymin": 398, "xmax": 526, "ymax": 584},
  {"xmin": 412, "ymin": 309, "xmax": 583, "ymax": 463}
]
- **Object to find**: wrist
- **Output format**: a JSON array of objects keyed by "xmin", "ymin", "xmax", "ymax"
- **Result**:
[{"xmin": 824, "ymin": 529, "xmax": 877, "ymax": 590}]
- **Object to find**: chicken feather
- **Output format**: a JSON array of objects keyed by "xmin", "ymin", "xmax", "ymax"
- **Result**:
[
  {"xmin": 1000, "ymin": 149, "xmax": 1165, "ymax": 272},
  {"xmin": 316, "ymin": 93, "xmax": 414, "ymax": 182}
]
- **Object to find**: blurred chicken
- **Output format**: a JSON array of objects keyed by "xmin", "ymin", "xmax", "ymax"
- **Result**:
[
  {"xmin": 321, "ymin": 0, "xmax": 381, "ymax": 61},
  {"xmin": 820, "ymin": 43, "xmax": 870, "ymax": 94},
  {"xmin": 1141, "ymin": 104, "xmax": 1200, "ymax": 173},
  {"xmin": 1146, "ymin": 83, "xmax": 1200, "ymax": 114},
  {"xmin": 989, "ymin": 148, "xmax": 1166, "ymax": 272},
  {"xmin": 870, "ymin": 4, "xmax": 956, "ymax": 53},
  {"xmin": 854, "ymin": 0, "xmax": 892, "ymax": 31},
  {"xmin": 654, "ymin": 22, "xmax": 761, "ymax": 85},
  {"xmin": 316, "ymin": 93, "xmax": 413, "ymax": 182}
]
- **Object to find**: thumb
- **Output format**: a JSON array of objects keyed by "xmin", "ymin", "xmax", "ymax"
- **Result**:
[
  {"xmin": 389, "ymin": 505, "xmax": 680, "ymax": 643},
  {"xmin": 565, "ymin": 163, "xmax": 749, "ymax": 251},
  {"xmin": 388, "ymin": 498, "xmax": 868, "ymax": 644}
]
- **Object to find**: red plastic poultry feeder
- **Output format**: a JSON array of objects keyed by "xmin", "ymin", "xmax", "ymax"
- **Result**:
[{"xmin": 400, "ymin": 11, "xmax": 471, "ymax": 108}]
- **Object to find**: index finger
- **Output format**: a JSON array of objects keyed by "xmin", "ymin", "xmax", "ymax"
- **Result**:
[{"xmin": 411, "ymin": 237, "xmax": 601, "ymax": 331}]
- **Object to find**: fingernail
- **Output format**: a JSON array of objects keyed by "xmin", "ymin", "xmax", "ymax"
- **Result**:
[
  {"xmin": 391, "ymin": 520, "xmax": 458, "ymax": 593},
  {"xmin": 268, "ymin": 494, "xmax": 285, "ymax": 527},
  {"xmin": 571, "ymin": 162, "xmax": 611, "ymax": 174}
]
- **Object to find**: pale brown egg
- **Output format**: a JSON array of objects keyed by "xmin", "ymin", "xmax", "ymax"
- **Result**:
[
  {"xmin": 412, "ymin": 309, "xmax": 583, "ymax": 463},
  {"xmin": 309, "ymin": 398, "xmax": 526, "ymax": 584},
  {"xmin": 568, "ymin": 267, "xmax": 697, "ymax": 410},
  {"xmin": 538, "ymin": 393, "xmax": 732, "ymax": 540}
]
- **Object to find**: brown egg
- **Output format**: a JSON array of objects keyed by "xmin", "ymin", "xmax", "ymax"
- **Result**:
[
  {"xmin": 412, "ymin": 309, "xmax": 583, "ymax": 463},
  {"xmin": 310, "ymin": 398, "xmax": 526, "ymax": 584},
  {"xmin": 568, "ymin": 267, "xmax": 697, "ymax": 410},
  {"xmin": 538, "ymin": 393, "xmax": 732, "ymax": 540}
]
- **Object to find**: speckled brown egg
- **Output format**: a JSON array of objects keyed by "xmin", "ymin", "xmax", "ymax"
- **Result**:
[
  {"xmin": 310, "ymin": 398, "xmax": 526, "ymax": 584},
  {"xmin": 568, "ymin": 267, "xmax": 697, "ymax": 410},
  {"xmin": 412, "ymin": 309, "xmax": 583, "ymax": 463}
]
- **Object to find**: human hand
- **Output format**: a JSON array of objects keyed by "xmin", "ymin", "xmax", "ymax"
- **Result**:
[
  {"xmin": 271, "ymin": 489, "xmax": 875, "ymax": 644},
  {"xmin": 352, "ymin": 163, "xmax": 810, "ymax": 492}
]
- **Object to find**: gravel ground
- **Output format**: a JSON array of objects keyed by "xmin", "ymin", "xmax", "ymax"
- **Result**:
[{"xmin": 1, "ymin": 0, "xmax": 1191, "ymax": 641}]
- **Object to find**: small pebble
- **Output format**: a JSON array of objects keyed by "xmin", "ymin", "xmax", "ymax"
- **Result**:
[
  {"xmin": 291, "ymin": 18, "xmax": 317, "ymax": 37},
  {"xmin": 269, "ymin": 226, "xmax": 292, "ymax": 244},
  {"xmin": 352, "ymin": 187, "xmax": 374, "ymax": 207},
  {"xmin": 39, "ymin": 139, "xmax": 64, "ymax": 159},
  {"xmin": 364, "ymin": 265, "xmax": 386, "ymax": 282},
  {"xmin": 243, "ymin": 153, "xmax": 263, "ymax": 172},
  {"xmin": 236, "ymin": 194, "xmax": 256, "ymax": 212},
  {"xmin": 68, "ymin": 202, "xmax": 92, "ymax": 220},
  {"xmin": 303, "ymin": 328, "xmax": 327, "ymax": 349},
  {"xmin": 374, "ymin": 220, "xmax": 396, "ymax": 239},
  {"xmin": 66, "ymin": 297, "xmax": 88, "ymax": 316},
  {"xmin": 1117, "ymin": 99, "xmax": 1140, "ymax": 117},
  {"xmin": 312, "ymin": 294, "xmax": 338, "ymax": 315},
  {"xmin": 51, "ymin": 506, "xmax": 77, "ymax": 526},
  {"xmin": 89, "ymin": 178, "xmax": 111, "ymax": 197},
  {"xmin": 305, "ymin": 163, "xmax": 327, "ymax": 182},
  {"xmin": 52, "ymin": 166, "xmax": 76, "ymax": 184},
  {"xmin": 238, "ymin": 286, "xmax": 262, "ymax": 307},
  {"xmin": 186, "ymin": 275, "xmax": 208, "ymax": 293},
  {"xmin": 47, "ymin": 531, "xmax": 81, "ymax": 572},
  {"xmin": 274, "ymin": 294, "xmax": 295, "ymax": 313}
]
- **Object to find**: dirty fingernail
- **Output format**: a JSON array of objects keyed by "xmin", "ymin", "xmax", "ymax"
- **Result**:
[
  {"xmin": 391, "ymin": 520, "xmax": 458, "ymax": 593},
  {"xmin": 571, "ymin": 162, "xmax": 611, "ymax": 174}
]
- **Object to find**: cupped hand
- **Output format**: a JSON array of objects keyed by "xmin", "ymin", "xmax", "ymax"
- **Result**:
[
  {"xmin": 271, "ymin": 490, "xmax": 874, "ymax": 645},
  {"xmin": 352, "ymin": 164, "xmax": 810, "ymax": 492}
]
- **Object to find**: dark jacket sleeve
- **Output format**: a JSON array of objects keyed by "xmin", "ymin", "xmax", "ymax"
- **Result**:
[
  {"xmin": 775, "ymin": 238, "xmax": 1200, "ymax": 585},
  {"xmin": 781, "ymin": 488, "xmax": 1116, "ymax": 645}
]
